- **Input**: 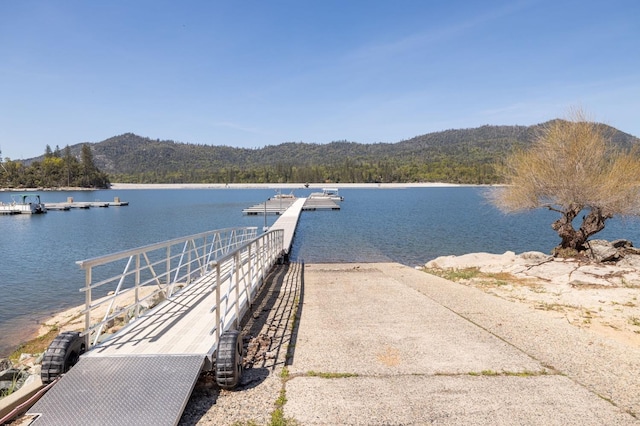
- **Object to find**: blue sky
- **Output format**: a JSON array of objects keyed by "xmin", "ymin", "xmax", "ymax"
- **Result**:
[{"xmin": 1, "ymin": 0, "xmax": 638, "ymax": 160}]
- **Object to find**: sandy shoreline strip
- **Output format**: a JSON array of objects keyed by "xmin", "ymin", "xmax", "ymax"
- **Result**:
[{"xmin": 109, "ymin": 182, "xmax": 475, "ymax": 190}]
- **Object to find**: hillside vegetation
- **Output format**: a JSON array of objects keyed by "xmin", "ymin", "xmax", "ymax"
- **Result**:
[
  {"xmin": 8, "ymin": 122, "xmax": 639, "ymax": 186},
  {"xmin": 1, "ymin": 144, "xmax": 110, "ymax": 189}
]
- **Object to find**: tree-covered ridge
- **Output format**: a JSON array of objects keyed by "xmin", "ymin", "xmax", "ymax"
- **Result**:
[
  {"xmin": 0, "ymin": 144, "xmax": 110, "ymax": 189},
  {"xmin": 11, "ymin": 122, "xmax": 640, "ymax": 185}
]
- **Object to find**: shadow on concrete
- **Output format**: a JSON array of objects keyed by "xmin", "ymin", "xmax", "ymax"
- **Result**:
[{"xmin": 285, "ymin": 261, "xmax": 304, "ymax": 367}]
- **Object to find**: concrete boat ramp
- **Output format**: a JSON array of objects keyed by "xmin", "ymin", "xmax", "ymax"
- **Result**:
[{"xmin": 282, "ymin": 263, "xmax": 639, "ymax": 425}]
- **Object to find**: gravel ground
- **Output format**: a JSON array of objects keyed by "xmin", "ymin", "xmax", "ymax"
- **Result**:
[{"xmin": 178, "ymin": 261, "xmax": 302, "ymax": 426}]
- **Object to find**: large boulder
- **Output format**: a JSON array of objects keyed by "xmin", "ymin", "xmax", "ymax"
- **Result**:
[
  {"xmin": 425, "ymin": 251, "xmax": 518, "ymax": 272},
  {"xmin": 425, "ymin": 251, "xmax": 553, "ymax": 275},
  {"xmin": 587, "ymin": 240, "xmax": 625, "ymax": 262}
]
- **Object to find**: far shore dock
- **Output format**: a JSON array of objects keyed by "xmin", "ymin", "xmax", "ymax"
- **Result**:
[
  {"xmin": 0, "ymin": 196, "xmax": 128, "ymax": 215},
  {"xmin": 44, "ymin": 196, "xmax": 129, "ymax": 211}
]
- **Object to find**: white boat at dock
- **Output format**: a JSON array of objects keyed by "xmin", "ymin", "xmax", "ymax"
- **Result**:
[
  {"xmin": 0, "ymin": 195, "xmax": 128, "ymax": 215},
  {"xmin": 0, "ymin": 194, "xmax": 47, "ymax": 214},
  {"xmin": 270, "ymin": 190, "xmax": 296, "ymax": 200},
  {"xmin": 309, "ymin": 187, "xmax": 344, "ymax": 201}
]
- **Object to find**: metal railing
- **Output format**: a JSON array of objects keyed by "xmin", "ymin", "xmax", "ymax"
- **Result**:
[
  {"xmin": 207, "ymin": 228, "xmax": 284, "ymax": 348},
  {"xmin": 76, "ymin": 227, "xmax": 284, "ymax": 348}
]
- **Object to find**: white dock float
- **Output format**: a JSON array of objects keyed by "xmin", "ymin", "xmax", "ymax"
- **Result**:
[
  {"xmin": 242, "ymin": 198, "xmax": 296, "ymax": 215},
  {"xmin": 301, "ymin": 197, "xmax": 340, "ymax": 211}
]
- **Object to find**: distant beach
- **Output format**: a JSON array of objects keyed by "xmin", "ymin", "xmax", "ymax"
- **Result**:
[
  {"xmin": 0, "ymin": 182, "xmax": 481, "ymax": 192},
  {"xmin": 109, "ymin": 182, "xmax": 468, "ymax": 190}
]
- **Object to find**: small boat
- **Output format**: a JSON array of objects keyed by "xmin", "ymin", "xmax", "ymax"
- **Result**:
[
  {"xmin": 0, "ymin": 194, "xmax": 47, "ymax": 214},
  {"xmin": 270, "ymin": 190, "xmax": 296, "ymax": 200},
  {"xmin": 309, "ymin": 188, "xmax": 344, "ymax": 201}
]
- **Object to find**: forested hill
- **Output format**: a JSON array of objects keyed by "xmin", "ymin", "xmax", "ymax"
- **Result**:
[{"xmin": 24, "ymin": 122, "xmax": 640, "ymax": 185}]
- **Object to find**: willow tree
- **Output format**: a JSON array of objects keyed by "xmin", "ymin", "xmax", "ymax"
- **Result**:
[{"xmin": 491, "ymin": 109, "xmax": 640, "ymax": 254}]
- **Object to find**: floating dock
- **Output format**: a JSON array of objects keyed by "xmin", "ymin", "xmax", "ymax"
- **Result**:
[
  {"xmin": 44, "ymin": 197, "xmax": 129, "ymax": 211},
  {"xmin": 243, "ymin": 197, "xmax": 297, "ymax": 215},
  {"xmin": 301, "ymin": 196, "xmax": 341, "ymax": 211},
  {"xmin": 243, "ymin": 196, "xmax": 339, "ymax": 215},
  {"xmin": 1, "ymin": 196, "xmax": 128, "ymax": 214}
]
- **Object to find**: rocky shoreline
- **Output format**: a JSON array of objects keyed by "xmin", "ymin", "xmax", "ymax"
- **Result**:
[{"xmin": 424, "ymin": 240, "xmax": 640, "ymax": 348}]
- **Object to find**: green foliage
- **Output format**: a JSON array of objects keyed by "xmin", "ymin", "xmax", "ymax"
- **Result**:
[
  {"xmin": 268, "ymin": 388, "xmax": 299, "ymax": 426},
  {"xmin": 0, "ymin": 144, "xmax": 110, "ymax": 189}
]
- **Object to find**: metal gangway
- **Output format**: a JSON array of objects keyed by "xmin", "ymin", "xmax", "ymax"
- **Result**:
[{"xmin": 29, "ymin": 226, "xmax": 285, "ymax": 425}]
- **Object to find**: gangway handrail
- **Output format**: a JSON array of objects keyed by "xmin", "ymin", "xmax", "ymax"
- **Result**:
[
  {"xmin": 206, "ymin": 229, "xmax": 284, "ymax": 347},
  {"xmin": 77, "ymin": 227, "xmax": 254, "ymax": 269},
  {"xmin": 75, "ymin": 227, "xmax": 278, "ymax": 348}
]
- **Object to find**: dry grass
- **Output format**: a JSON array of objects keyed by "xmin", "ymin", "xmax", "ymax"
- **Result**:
[
  {"xmin": 424, "ymin": 264, "xmax": 640, "ymax": 349},
  {"xmin": 8, "ymin": 326, "xmax": 60, "ymax": 363}
]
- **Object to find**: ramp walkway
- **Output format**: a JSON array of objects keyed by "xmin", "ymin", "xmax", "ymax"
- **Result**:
[
  {"xmin": 269, "ymin": 197, "xmax": 305, "ymax": 255},
  {"xmin": 28, "ymin": 225, "xmax": 290, "ymax": 426},
  {"xmin": 282, "ymin": 263, "xmax": 640, "ymax": 424}
]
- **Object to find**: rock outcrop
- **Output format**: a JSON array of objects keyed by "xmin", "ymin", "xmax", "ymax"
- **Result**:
[{"xmin": 425, "ymin": 240, "xmax": 640, "ymax": 288}]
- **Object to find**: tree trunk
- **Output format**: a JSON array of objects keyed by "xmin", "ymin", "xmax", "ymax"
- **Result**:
[
  {"xmin": 551, "ymin": 204, "xmax": 583, "ymax": 250},
  {"xmin": 579, "ymin": 207, "xmax": 611, "ymax": 242},
  {"xmin": 550, "ymin": 205, "xmax": 611, "ymax": 253}
]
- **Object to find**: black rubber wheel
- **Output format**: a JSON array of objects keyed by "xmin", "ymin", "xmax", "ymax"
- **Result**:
[
  {"xmin": 41, "ymin": 331, "xmax": 86, "ymax": 384},
  {"xmin": 215, "ymin": 330, "xmax": 243, "ymax": 390}
]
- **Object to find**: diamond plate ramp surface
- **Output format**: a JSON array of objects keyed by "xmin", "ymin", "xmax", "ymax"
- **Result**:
[{"xmin": 28, "ymin": 355, "xmax": 204, "ymax": 426}]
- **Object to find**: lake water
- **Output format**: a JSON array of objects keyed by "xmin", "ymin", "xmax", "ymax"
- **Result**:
[{"xmin": 2, "ymin": 186, "xmax": 640, "ymax": 356}]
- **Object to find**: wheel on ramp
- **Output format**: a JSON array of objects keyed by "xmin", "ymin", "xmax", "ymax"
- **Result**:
[
  {"xmin": 41, "ymin": 331, "xmax": 85, "ymax": 384},
  {"xmin": 215, "ymin": 330, "xmax": 243, "ymax": 390}
]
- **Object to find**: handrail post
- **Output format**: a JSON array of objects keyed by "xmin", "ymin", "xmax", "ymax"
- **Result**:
[
  {"xmin": 187, "ymin": 240, "xmax": 192, "ymax": 283},
  {"xmin": 248, "ymin": 244, "xmax": 253, "ymax": 301},
  {"xmin": 166, "ymin": 246, "xmax": 171, "ymax": 297},
  {"xmin": 135, "ymin": 253, "xmax": 141, "ymax": 317},
  {"xmin": 84, "ymin": 266, "xmax": 92, "ymax": 349},
  {"xmin": 215, "ymin": 262, "xmax": 221, "ymax": 343},
  {"xmin": 234, "ymin": 251, "xmax": 240, "ymax": 329}
]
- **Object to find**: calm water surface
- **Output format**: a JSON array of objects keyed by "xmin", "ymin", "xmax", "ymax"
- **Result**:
[{"xmin": 2, "ymin": 187, "xmax": 640, "ymax": 356}]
